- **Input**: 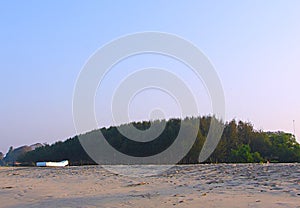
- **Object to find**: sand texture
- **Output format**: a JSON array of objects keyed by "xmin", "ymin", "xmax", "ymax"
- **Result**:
[{"xmin": 0, "ymin": 164, "xmax": 299, "ymax": 208}]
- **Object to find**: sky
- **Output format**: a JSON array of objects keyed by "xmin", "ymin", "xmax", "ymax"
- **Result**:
[{"xmin": 0, "ymin": 0, "xmax": 300, "ymax": 153}]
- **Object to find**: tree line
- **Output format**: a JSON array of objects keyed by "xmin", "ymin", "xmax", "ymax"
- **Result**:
[{"xmin": 16, "ymin": 116, "xmax": 300, "ymax": 165}]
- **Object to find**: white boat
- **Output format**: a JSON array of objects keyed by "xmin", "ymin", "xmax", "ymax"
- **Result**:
[{"xmin": 36, "ymin": 160, "xmax": 69, "ymax": 167}]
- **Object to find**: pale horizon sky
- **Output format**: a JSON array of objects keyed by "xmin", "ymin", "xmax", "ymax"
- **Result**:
[{"xmin": 1, "ymin": 1, "xmax": 300, "ymax": 153}]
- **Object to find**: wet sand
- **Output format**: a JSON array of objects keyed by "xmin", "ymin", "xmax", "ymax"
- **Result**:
[{"xmin": 0, "ymin": 164, "xmax": 299, "ymax": 208}]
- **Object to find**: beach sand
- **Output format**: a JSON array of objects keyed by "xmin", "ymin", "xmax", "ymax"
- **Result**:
[{"xmin": 0, "ymin": 164, "xmax": 299, "ymax": 208}]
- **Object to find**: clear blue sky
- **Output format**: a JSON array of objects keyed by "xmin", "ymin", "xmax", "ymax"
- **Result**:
[{"xmin": 1, "ymin": 0, "xmax": 300, "ymax": 153}]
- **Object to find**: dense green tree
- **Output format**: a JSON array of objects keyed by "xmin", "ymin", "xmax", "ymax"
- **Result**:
[
  {"xmin": 229, "ymin": 144, "xmax": 263, "ymax": 163},
  {"xmin": 249, "ymin": 132, "xmax": 271, "ymax": 158},
  {"xmin": 237, "ymin": 121, "xmax": 254, "ymax": 145},
  {"xmin": 267, "ymin": 132, "xmax": 300, "ymax": 162}
]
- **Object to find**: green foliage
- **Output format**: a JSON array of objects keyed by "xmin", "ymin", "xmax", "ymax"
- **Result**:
[
  {"xmin": 16, "ymin": 116, "xmax": 300, "ymax": 165},
  {"xmin": 229, "ymin": 144, "xmax": 264, "ymax": 163},
  {"xmin": 267, "ymin": 132, "xmax": 300, "ymax": 162}
]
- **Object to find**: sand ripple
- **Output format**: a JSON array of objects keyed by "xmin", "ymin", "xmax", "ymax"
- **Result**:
[{"xmin": 0, "ymin": 164, "xmax": 299, "ymax": 208}]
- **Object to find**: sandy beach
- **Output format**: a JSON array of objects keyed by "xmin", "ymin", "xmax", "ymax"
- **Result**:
[{"xmin": 0, "ymin": 164, "xmax": 299, "ymax": 208}]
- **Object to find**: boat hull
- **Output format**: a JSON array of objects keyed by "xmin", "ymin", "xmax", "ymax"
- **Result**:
[{"xmin": 36, "ymin": 160, "xmax": 69, "ymax": 167}]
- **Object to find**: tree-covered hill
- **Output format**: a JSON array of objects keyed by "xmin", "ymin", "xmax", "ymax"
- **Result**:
[
  {"xmin": 2, "ymin": 143, "xmax": 43, "ymax": 166},
  {"xmin": 17, "ymin": 116, "xmax": 300, "ymax": 165}
]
